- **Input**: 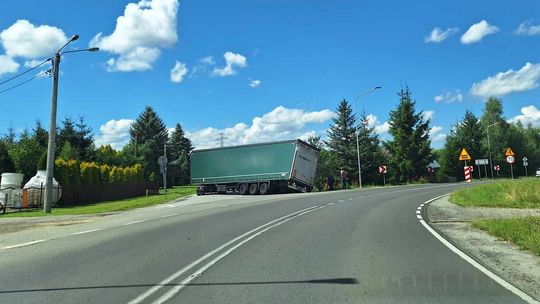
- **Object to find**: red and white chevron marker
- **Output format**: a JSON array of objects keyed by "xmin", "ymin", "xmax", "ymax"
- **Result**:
[{"xmin": 464, "ymin": 166, "xmax": 473, "ymax": 183}]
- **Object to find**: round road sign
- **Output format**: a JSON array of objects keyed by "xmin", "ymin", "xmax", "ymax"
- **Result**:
[{"xmin": 506, "ymin": 156, "xmax": 515, "ymax": 164}]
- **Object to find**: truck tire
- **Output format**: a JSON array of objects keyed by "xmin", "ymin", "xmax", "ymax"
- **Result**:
[
  {"xmin": 239, "ymin": 183, "xmax": 248, "ymax": 195},
  {"xmin": 249, "ymin": 183, "xmax": 259, "ymax": 195},
  {"xmin": 259, "ymin": 182, "xmax": 270, "ymax": 195}
]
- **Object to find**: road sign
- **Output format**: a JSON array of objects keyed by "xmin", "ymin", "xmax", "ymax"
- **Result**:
[
  {"xmin": 459, "ymin": 148, "xmax": 471, "ymax": 161},
  {"xmin": 474, "ymin": 159, "xmax": 488, "ymax": 165},
  {"xmin": 427, "ymin": 167, "xmax": 434, "ymax": 173},
  {"xmin": 494, "ymin": 165, "xmax": 500, "ymax": 171},
  {"xmin": 158, "ymin": 156, "xmax": 168, "ymax": 165},
  {"xmin": 522, "ymin": 157, "xmax": 528, "ymax": 162},
  {"xmin": 506, "ymin": 155, "xmax": 515, "ymax": 164},
  {"xmin": 379, "ymin": 166, "xmax": 387, "ymax": 174},
  {"xmin": 464, "ymin": 166, "xmax": 472, "ymax": 183},
  {"xmin": 505, "ymin": 147, "xmax": 515, "ymax": 156}
]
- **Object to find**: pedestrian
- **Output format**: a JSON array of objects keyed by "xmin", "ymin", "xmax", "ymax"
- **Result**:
[
  {"xmin": 327, "ymin": 174, "xmax": 334, "ymax": 191},
  {"xmin": 340, "ymin": 168, "xmax": 347, "ymax": 189}
]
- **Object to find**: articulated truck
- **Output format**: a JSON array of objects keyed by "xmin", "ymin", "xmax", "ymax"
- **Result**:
[{"xmin": 190, "ymin": 139, "xmax": 320, "ymax": 195}]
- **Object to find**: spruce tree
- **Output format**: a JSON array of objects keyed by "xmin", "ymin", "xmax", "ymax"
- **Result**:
[
  {"xmin": 357, "ymin": 112, "xmax": 383, "ymax": 185},
  {"xmin": 0, "ymin": 141, "xmax": 15, "ymax": 174},
  {"xmin": 325, "ymin": 99, "xmax": 357, "ymax": 182},
  {"xmin": 385, "ymin": 87, "xmax": 431, "ymax": 183},
  {"xmin": 168, "ymin": 123, "xmax": 193, "ymax": 185},
  {"xmin": 130, "ymin": 106, "xmax": 169, "ymax": 179}
]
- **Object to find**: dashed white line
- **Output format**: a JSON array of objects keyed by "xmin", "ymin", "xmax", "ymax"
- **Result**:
[
  {"xmin": 3, "ymin": 240, "xmax": 46, "ymax": 250},
  {"xmin": 338, "ymin": 200, "xmax": 345, "ymax": 203},
  {"xmin": 416, "ymin": 215, "xmax": 422, "ymax": 219},
  {"xmin": 416, "ymin": 210, "xmax": 421, "ymax": 214},
  {"xmin": 122, "ymin": 220, "xmax": 145, "ymax": 226},
  {"xmin": 348, "ymin": 198, "xmax": 354, "ymax": 201},
  {"xmin": 72, "ymin": 229, "xmax": 102, "ymax": 235},
  {"xmin": 328, "ymin": 202, "xmax": 335, "ymax": 205},
  {"xmin": 160, "ymin": 214, "xmax": 179, "ymax": 218}
]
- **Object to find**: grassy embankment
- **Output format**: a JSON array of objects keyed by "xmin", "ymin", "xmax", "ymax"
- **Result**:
[
  {"xmin": 450, "ymin": 179, "xmax": 540, "ymax": 256},
  {"xmin": 1, "ymin": 186, "xmax": 196, "ymax": 218}
]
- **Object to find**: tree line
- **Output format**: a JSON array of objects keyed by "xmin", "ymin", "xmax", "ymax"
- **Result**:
[
  {"xmin": 310, "ymin": 88, "xmax": 539, "ymax": 190},
  {"xmin": 0, "ymin": 106, "xmax": 193, "ymax": 187}
]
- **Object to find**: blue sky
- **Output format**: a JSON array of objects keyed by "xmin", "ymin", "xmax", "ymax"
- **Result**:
[{"xmin": 0, "ymin": 0, "xmax": 539, "ymax": 149}]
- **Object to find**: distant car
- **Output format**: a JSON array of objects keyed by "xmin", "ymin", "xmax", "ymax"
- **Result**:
[{"xmin": 536, "ymin": 168, "xmax": 540, "ymax": 177}]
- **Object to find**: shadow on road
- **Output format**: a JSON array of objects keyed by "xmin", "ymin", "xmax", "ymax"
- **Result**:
[{"xmin": 0, "ymin": 277, "xmax": 359, "ymax": 294}]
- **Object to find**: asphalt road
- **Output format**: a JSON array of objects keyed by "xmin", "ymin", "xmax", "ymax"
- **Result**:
[{"xmin": 0, "ymin": 183, "xmax": 531, "ymax": 303}]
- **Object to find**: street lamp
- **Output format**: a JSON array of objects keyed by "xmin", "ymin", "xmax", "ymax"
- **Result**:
[
  {"xmin": 354, "ymin": 86, "xmax": 382, "ymax": 188},
  {"xmin": 44, "ymin": 35, "xmax": 99, "ymax": 213},
  {"xmin": 486, "ymin": 121, "xmax": 500, "ymax": 180}
]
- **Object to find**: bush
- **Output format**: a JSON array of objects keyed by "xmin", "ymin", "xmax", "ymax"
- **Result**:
[
  {"xmin": 80, "ymin": 162, "xmax": 100, "ymax": 184},
  {"xmin": 100, "ymin": 164, "xmax": 111, "ymax": 184}
]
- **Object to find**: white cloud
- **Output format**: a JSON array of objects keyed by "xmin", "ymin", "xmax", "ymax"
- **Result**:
[
  {"xmin": 0, "ymin": 55, "xmax": 19, "ymax": 76},
  {"xmin": 0, "ymin": 20, "xmax": 67, "ymax": 59},
  {"xmin": 366, "ymin": 114, "xmax": 390, "ymax": 135},
  {"xmin": 470, "ymin": 62, "xmax": 540, "ymax": 97},
  {"xmin": 434, "ymin": 89, "xmax": 463, "ymax": 103},
  {"xmin": 423, "ymin": 110, "xmax": 435, "ymax": 121},
  {"xmin": 461, "ymin": 20, "xmax": 499, "ymax": 44},
  {"xmin": 515, "ymin": 21, "xmax": 540, "ymax": 36},
  {"xmin": 23, "ymin": 59, "xmax": 46, "ymax": 68},
  {"xmin": 90, "ymin": 0, "xmax": 179, "ymax": 72},
  {"xmin": 509, "ymin": 105, "xmax": 540, "ymax": 127},
  {"xmin": 94, "ymin": 119, "xmax": 134, "ymax": 150},
  {"xmin": 199, "ymin": 56, "xmax": 215, "ymax": 65},
  {"xmin": 424, "ymin": 27, "xmax": 458, "ymax": 43},
  {"xmin": 430, "ymin": 126, "xmax": 446, "ymax": 142},
  {"xmin": 170, "ymin": 60, "xmax": 188, "ymax": 83},
  {"xmin": 211, "ymin": 51, "xmax": 247, "ymax": 77},
  {"xmin": 186, "ymin": 106, "xmax": 334, "ymax": 149},
  {"xmin": 249, "ymin": 79, "xmax": 261, "ymax": 88}
]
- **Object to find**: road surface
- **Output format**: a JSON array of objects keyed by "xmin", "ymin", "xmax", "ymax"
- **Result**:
[{"xmin": 0, "ymin": 183, "xmax": 532, "ymax": 303}]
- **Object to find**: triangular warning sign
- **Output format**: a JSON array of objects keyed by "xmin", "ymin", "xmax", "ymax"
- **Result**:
[
  {"xmin": 459, "ymin": 148, "xmax": 471, "ymax": 161},
  {"xmin": 505, "ymin": 147, "xmax": 515, "ymax": 156}
]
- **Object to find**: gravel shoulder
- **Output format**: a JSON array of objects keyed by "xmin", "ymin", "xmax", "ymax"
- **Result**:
[{"xmin": 426, "ymin": 195, "xmax": 540, "ymax": 301}]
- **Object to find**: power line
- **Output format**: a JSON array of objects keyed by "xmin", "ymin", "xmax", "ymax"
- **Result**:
[
  {"xmin": 0, "ymin": 58, "xmax": 51, "ymax": 87},
  {"xmin": 0, "ymin": 69, "xmax": 51, "ymax": 95}
]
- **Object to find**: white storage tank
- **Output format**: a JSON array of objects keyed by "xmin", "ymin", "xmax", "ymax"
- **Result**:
[
  {"xmin": 23, "ymin": 170, "xmax": 62, "ymax": 207},
  {"xmin": 0, "ymin": 173, "xmax": 24, "ymax": 208}
]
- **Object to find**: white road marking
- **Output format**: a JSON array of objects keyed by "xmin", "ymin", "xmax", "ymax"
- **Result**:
[
  {"xmin": 338, "ymin": 200, "xmax": 345, "ymax": 203},
  {"xmin": 150, "ymin": 206, "xmax": 325, "ymax": 304},
  {"xmin": 328, "ymin": 203, "xmax": 335, "ymax": 205},
  {"xmin": 416, "ymin": 210, "xmax": 421, "ymax": 214},
  {"xmin": 418, "ymin": 195, "xmax": 539, "ymax": 304},
  {"xmin": 3, "ymin": 240, "xmax": 46, "ymax": 250},
  {"xmin": 71, "ymin": 229, "xmax": 102, "ymax": 235},
  {"xmin": 160, "ymin": 214, "xmax": 179, "ymax": 218},
  {"xmin": 127, "ymin": 205, "xmax": 320, "ymax": 304},
  {"xmin": 348, "ymin": 198, "xmax": 354, "ymax": 201},
  {"xmin": 122, "ymin": 220, "xmax": 145, "ymax": 226},
  {"xmin": 416, "ymin": 215, "xmax": 422, "ymax": 219}
]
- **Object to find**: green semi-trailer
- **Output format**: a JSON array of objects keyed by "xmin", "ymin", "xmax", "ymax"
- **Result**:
[{"xmin": 190, "ymin": 139, "xmax": 320, "ymax": 195}]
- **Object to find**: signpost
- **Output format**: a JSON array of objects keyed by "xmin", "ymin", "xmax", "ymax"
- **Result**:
[
  {"xmin": 464, "ymin": 166, "xmax": 472, "ymax": 183},
  {"xmin": 379, "ymin": 166, "xmax": 387, "ymax": 186},
  {"xmin": 494, "ymin": 165, "xmax": 500, "ymax": 177},
  {"xmin": 523, "ymin": 157, "xmax": 528, "ymax": 176},
  {"xmin": 158, "ymin": 155, "xmax": 168, "ymax": 192},
  {"xmin": 474, "ymin": 159, "xmax": 489, "ymax": 179},
  {"xmin": 505, "ymin": 147, "xmax": 515, "ymax": 180}
]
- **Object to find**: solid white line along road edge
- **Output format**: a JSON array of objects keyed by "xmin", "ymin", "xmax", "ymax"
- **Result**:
[
  {"xmin": 151, "ymin": 205, "xmax": 326, "ymax": 304},
  {"xmin": 418, "ymin": 195, "xmax": 539, "ymax": 304},
  {"xmin": 2, "ymin": 239, "xmax": 46, "ymax": 250},
  {"xmin": 71, "ymin": 229, "xmax": 102, "ymax": 235},
  {"xmin": 127, "ymin": 205, "xmax": 321, "ymax": 304}
]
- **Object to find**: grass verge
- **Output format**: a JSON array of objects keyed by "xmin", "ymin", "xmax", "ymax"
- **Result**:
[
  {"xmin": 1, "ymin": 186, "xmax": 196, "ymax": 217},
  {"xmin": 472, "ymin": 217, "xmax": 540, "ymax": 256},
  {"xmin": 450, "ymin": 178, "xmax": 540, "ymax": 208}
]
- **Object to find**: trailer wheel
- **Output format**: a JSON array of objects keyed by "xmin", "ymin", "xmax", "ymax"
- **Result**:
[
  {"xmin": 259, "ymin": 182, "xmax": 270, "ymax": 195},
  {"xmin": 239, "ymin": 183, "xmax": 248, "ymax": 195},
  {"xmin": 249, "ymin": 183, "xmax": 259, "ymax": 195}
]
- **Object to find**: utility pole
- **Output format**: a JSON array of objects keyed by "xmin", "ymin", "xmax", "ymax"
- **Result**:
[
  {"xmin": 163, "ymin": 142, "xmax": 167, "ymax": 192},
  {"xmin": 44, "ymin": 53, "xmax": 60, "ymax": 213},
  {"xmin": 218, "ymin": 132, "xmax": 227, "ymax": 147},
  {"xmin": 43, "ymin": 35, "xmax": 99, "ymax": 213},
  {"xmin": 486, "ymin": 122, "xmax": 500, "ymax": 179}
]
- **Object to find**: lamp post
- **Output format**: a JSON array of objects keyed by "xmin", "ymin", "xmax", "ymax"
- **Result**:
[
  {"xmin": 354, "ymin": 86, "xmax": 382, "ymax": 188},
  {"xmin": 486, "ymin": 121, "xmax": 500, "ymax": 180},
  {"xmin": 44, "ymin": 35, "xmax": 99, "ymax": 213}
]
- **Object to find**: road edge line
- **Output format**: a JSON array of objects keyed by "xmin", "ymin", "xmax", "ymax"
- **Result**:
[{"xmin": 419, "ymin": 194, "xmax": 539, "ymax": 304}]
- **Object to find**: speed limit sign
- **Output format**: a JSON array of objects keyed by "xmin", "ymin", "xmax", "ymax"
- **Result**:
[{"xmin": 506, "ymin": 155, "xmax": 515, "ymax": 164}]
